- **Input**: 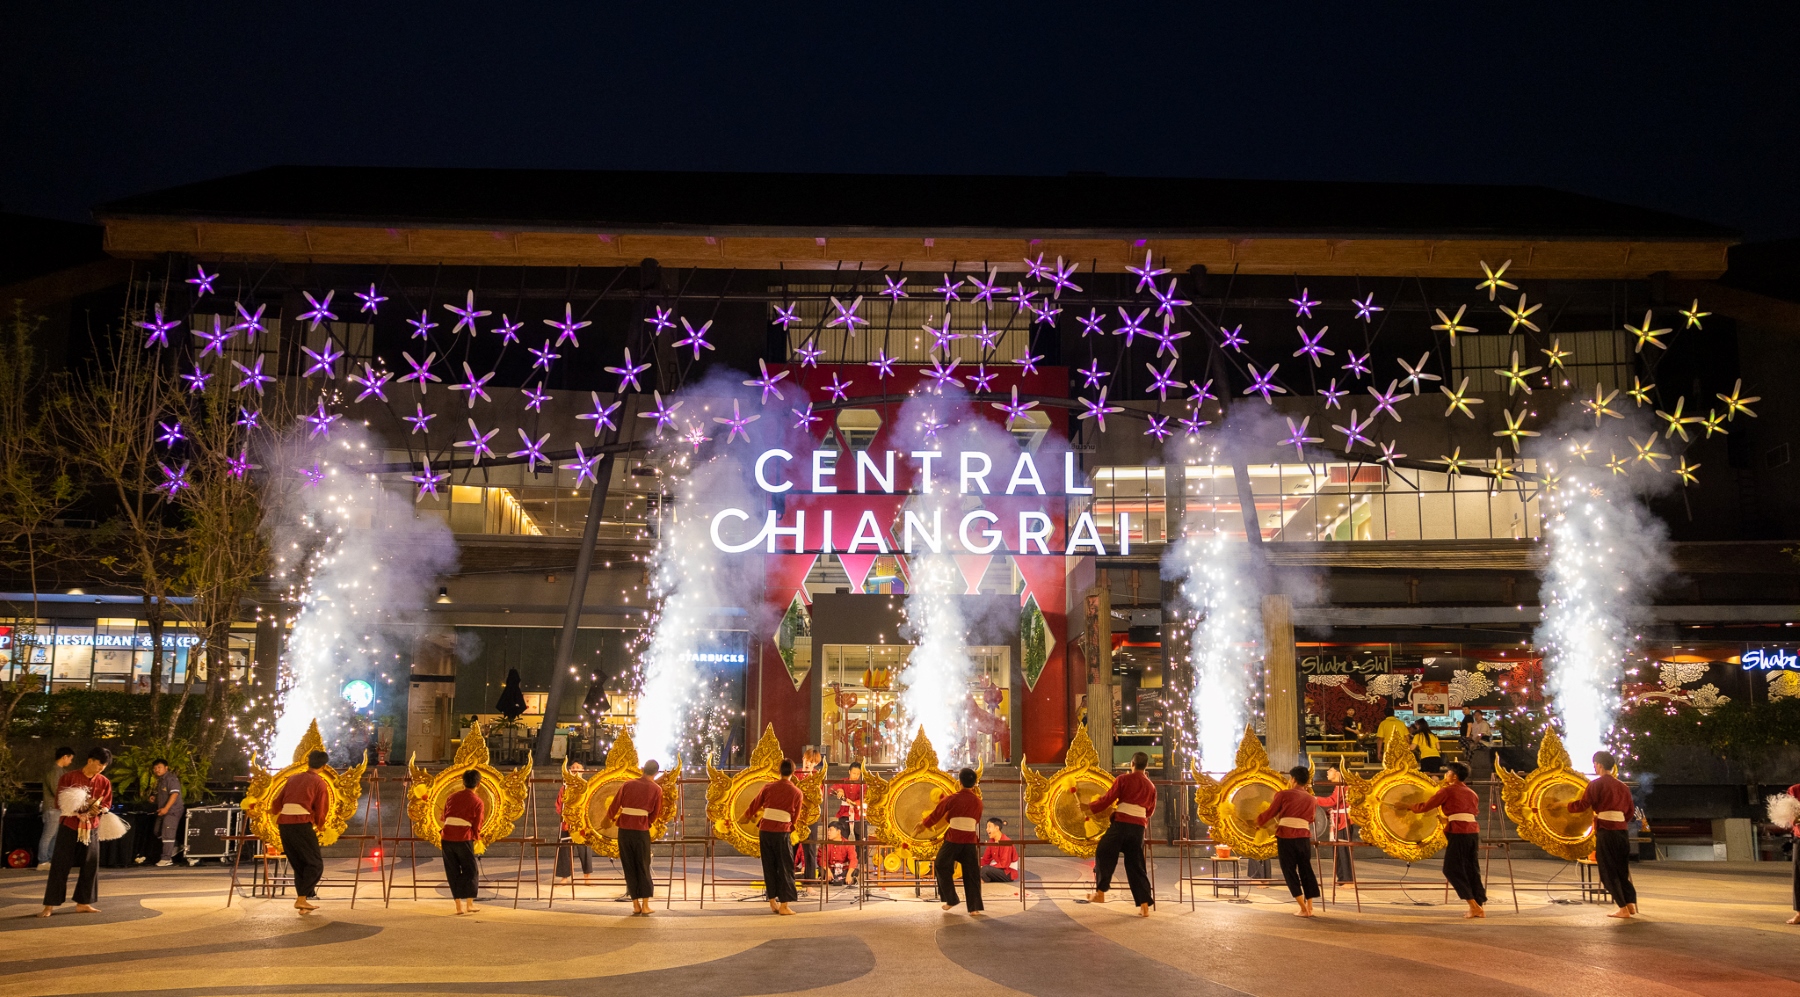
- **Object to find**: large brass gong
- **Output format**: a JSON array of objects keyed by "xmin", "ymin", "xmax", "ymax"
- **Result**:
[
  {"xmin": 560, "ymin": 728, "xmax": 682, "ymax": 858},
  {"xmin": 1345, "ymin": 730, "xmax": 1448, "ymax": 861},
  {"xmin": 1023, "ymin": 722, "xmax": 1116, "ymax": 857},
  {"xmin": 1498, "ymin": 728, "xmax": 1596, "ymax": 862},
  {"xmin": 704, "ymin": 724, "xmax": 824, "ymax": 856},
  {"xmin": 1192, "ymin": 726, "xmax": 1285, "ymax": 861},
  {"xmin": 405, "ymin": 720, "xmax": 531, "ymax": 853},
  {"xmin": 241, "ymin": 719, "xmax": 368, "ymax": 854}
]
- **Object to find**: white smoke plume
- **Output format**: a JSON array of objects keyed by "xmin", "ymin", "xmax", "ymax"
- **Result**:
[{"xmin": 266, "ymin": 426, "xmax": 457, "ymax": 763}]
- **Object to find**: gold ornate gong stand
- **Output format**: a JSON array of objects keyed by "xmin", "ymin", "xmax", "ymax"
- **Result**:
[
  {"xmin": 388, "ymin": 720, "xmax": 537, "ymax": 908},
  {"xmin": 547, "ymin": 729, "xmax": 689, "ymax": 909},
  {"xmin": 700, "ymin": 724, "xmax": 826, "ymax": 908},
  {"xmin": 227, "ymin": 719, "xmax": 378, "ymax": 908}
]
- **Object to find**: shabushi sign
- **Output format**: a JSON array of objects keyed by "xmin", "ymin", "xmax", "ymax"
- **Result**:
[{"xmin": 708, "ymin": 448, "xmax": 1131, "ymax": 556}]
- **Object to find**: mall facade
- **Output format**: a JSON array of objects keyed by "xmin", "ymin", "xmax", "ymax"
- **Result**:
[{"xmin": 7, "ymin": 168, "xmax": 1799, "ymax": 812}]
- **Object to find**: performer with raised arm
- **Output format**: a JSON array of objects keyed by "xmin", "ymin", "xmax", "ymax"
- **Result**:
[
  {"xmin": 605, "ymin": 758, "xmax": 664, "ymax": 915},
  {"xmin": 273, "ymin": 750, "xmax": 332, "ymax": 914},
  {"xmin": 1255, "ymin": 765, "xmax": 1322, "ymax": 917},
  {"xmin": 1408, "ymin": 759, "xmax": 1486, "ymax": 918},
  {"xmin": 743, "ymin": 758, "xmax": 804, "ymax": 915},
  {"xmin": 922, "ymin": 767, "xmax": 985, "ymax": 916},
  {"xmin": 39, "ymin": 747, "xmax": 112, "ymax": 917},
  {"xmin": 1567, "ymin": 749, "xmax": 1638, "ymax": 919},
  {"xmin": 1080, "ymin": 750, "xmax": 1157, "ymax": 916},
  {"xmin": 440, "ymin": 769, "xmax": 485, "ymax": 914}
]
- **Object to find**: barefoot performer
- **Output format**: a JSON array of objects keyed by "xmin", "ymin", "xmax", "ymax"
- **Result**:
[
  {"xmin": 39, "ymin": 747, "xmax": 112, "ymax": 918},
  {"xmin": 1256, "ymin": 765, "xmax": 1322, "ymax": 917},
  {"xmin": 1567, "ymin": 750, "xmax": 1638, "ymax": 918},
  {"xmin": 606, "ymin": 758, "xmax": 664, "ymax": 915},
  {"xmin": 441, "ymin": 769, "xmax": 484, "ymax": 914},
  {"xmin": 1409, "ymin": 759, "xmax": 1485, "ymax": 918},
  {"xmin": 274, "ymin": 750, "xmax": 332, "ymax": 913},
  {"xmin": 743, "ymin": 758, "xmax": 804, "ymax": 915},
  {"xmin": 1081, "ymin": 750, "xmax": 1157, "ymax": 916},
  {"xmin": 923, "ymin": 768, "xmax": 985, "ymax": 915}
]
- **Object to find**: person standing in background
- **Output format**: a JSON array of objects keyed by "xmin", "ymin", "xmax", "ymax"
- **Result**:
[
  {"xmin": 150, "ymin": 759, "xmax": 184, "ymax": 867},
  {"xmin": 1785, "ymin": 781, "xmax": 1800, "ymax": 925},
  {"xmin": 1411, "ymin": 720, "xmax": 1444, "ymax": 773},
  {"xmin": 1375, "ymin": 706, "xmax": 1408, "ymax": 752},
  {"xmin": 37, "ymin": 747, "xmax": 74, "ymax": 871},
  {"xmin": 39, "ymin": 747, "xmax": 112, "ymax": 917},
  {"xmin": 797, "ymin": 746, "xmax": 823, "ymax": 884},
  {"xmin": 554, "ymin": 761, "xmax": 593, "ymax": 884},
  {"xmin": 1313, "ymin": 767, "xmax": 1356, "ymax": 884}
]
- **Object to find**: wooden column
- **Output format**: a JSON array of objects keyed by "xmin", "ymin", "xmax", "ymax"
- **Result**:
[{"xmin": 1261, "ymin": 593, "xmax": 1300, "ymax": 769}]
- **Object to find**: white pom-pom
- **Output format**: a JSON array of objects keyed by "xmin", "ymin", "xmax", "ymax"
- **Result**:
[
  {"xmin": 98, "ymin": 812, "xmax": 130, "ymax": 842},
  {"xmin": 1767, "ymin": 793, "xmax": 1800, "ymax": 830},
  {"xmin": 58, "ymin": 786, "xmax": 91, "ymax": 818}
]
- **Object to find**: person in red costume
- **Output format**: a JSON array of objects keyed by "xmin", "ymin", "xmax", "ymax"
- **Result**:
[
  {"xmin": 922, "ymin": 768, "xmax": 985, "ymax": 915},
  {"xmin": 39, "ymin": 747, "xmax": 112, "ymax": 917},
  {"xmin": 822, "ymin": 821, "xmax": 859, "ymax": 886},
  {"xmin": 1409, "ymin": 759, "xmax": 1486, "ymax": 918},
  {"xmin": 980, "ymin": 817, "xmax": 1018, "ymax": 888},
  {"xmin": 553, "ymin": 761, "xmax": 592, "ymax": 884},
  {"xmin": 743, "ymin": 758, "xmax": 805, "ymax": 915},
  {"xmin": 605, "ymin": 759, "xmax": 665, "ymax": 914},
  {"xmin": 273, "ymin": 750, "xmax": 333, "ymax": 913},
  {"xmin": 1255, "ymin": 765, "xmax": 1322, "ymax": 917},
  {"xmin": 1081, "ymin": 750, "xmax": 1157, "ymax": 916},
  {"xmin": 440, "ymin": 769, "xmax": 485, "ymax": 914},
  {"xmin": 1313, "ymin": 767, "xmax": 1355, "ymax": 884},
  {"xmin": 1566, "ymin": 749, "xmax": 1638, "ymax": 918},
  {"xmin": 1784, "ymin": 781, "xmax": 1800, "ymax": 925}
]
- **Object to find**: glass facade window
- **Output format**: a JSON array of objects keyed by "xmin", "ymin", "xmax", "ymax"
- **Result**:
[
  {"xmin": 402, "ymin": 455, "xmax": 674, "ymax": 540},
  {"xmin": 1453, "ymin": 330, "xmax": 1631, "ymax": 395},
  {"xmin": 1090, "ymin": 466, "xmax": 1169, "ymax": 546},
  {"xmin": 0, "ymin": 622, "xmax": 251, "ymax": 690},
  {"xmin": 821, "ymin": 642, "xmax": 1013, "ymax": 766}
]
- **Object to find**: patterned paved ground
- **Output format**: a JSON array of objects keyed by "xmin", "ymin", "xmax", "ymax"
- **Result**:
[{"xmin": 5, "ymin": 856, "xmax": 1799, "ymax": 996}]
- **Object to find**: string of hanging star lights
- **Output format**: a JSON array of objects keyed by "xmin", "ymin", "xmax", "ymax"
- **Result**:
[{"xmin": 134, "ymin": 243, "xmax": 1753, "ymax": 768}]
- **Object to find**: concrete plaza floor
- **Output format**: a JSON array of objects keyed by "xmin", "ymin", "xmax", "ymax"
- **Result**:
[{"xmin": 4, "ymin": 854, "xmax": 1799, "ymax": 996}]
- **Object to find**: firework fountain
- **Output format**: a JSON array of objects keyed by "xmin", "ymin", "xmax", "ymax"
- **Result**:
[
  {"xmin": 896, "ymin": 508, "xmax": 976, "ymax": 762},
  {"xmin": 1165, "ymin": 527, "xmax": 1264, "ymax": 773},
  {"xmin": 267, "ymin": 428, "xmax": 458, "ymax": 760}
]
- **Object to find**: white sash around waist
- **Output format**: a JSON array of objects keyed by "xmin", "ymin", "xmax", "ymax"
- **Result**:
[
  {"xmin": 279, "ymin": 804, "xmax": 312, "ymax": 816},
  {"xmin": 1115, "ymin": 802, "xmax": 1147, "ymax": 818},
  {"xmin": 1277, "ymin": 817, "xmax": 1312, "ymax": 829},
  {"xmin": 762, "ymin": 807, "xmax": 792, "ymax": 822},
  {"xmin": 1446, "ymin": 813, "xmax": 1478, "ymax": 823},
  {"xmin": 619, "ymin": 807, "xmax": 649, "ymax": 817},
  {"xmin": 948, "ymin": 816, "xmax": 979, "ymax": 832},
  {"xmin": 1596, "ymin": 810, "xmax": 1627, "ymax": 822},
  {"xmin": 443, "ymin": 817, "xmax": 472, "ymax": 827}
]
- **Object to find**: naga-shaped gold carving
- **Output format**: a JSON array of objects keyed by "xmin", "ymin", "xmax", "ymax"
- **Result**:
[
  {"xmin": 866, "ymin": 727, "xmax": 975, "ymax": 855},
  {"xmin": 406, "ymin": 720, "xmax": 531, "ymax": 854},
  {"xmin": 1344, "ymin": 730, "xmax": 1448, "ymax": 862},
  {"xmin": 1022, "ymin": 722, "xmax": 1116, "ymax": 857},
  {"xmin": 241, "ymin": 719, "xmax": 368, "ymax": 854},
  {"xmin": 559, "ymin": 728, "xmax": 682, "ymax": 858},
  {"xmin": 1191, "ymin": 725, "xmax": 1287, "ymax": 861},
  {"xmin": 1498, "ymin": 728, "xmax": 1596, "ymax": 862},
  {"xmin": 704, "ymin": 724, "xmax": 824, "ymax": 857}
]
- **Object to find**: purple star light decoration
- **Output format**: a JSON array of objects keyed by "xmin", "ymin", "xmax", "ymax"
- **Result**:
[
  {"xmin": 1024, "ymin": 254, "xmax": 1050, "ymax": 280},
  {"xmin": 1332, "ymin": 409, "xmax": 1375, "ymax": 450},
  {"xmin": 1189, "ymin": 378, "xmax": 1218, "ymax": 408},
  {"xmin": 155, "ymin": 421, "xmax": 183, "ymax": 446},
  {"xmin": 407, "ymin": 458, "xmax": 449, "ymax": 500},
  {"xmin": 226, "ymin": 448, "xmax": 259, "ymax": 480},
  {"xmin": 794, "ymin": 339, "xmax": 824, "ymax": 368},
  {"xmin": 304, "ymin": 398, "xmax": 339, "ymax": 439},
  {"xmin": 1321, "ymin": 378, "xmax": 1348, "ymax": 410},
  {"xmin": 793, "ymin": 404, "xmax": 821, "ymax": 431},
  {"xmin": 509, "ymin": 430, "xmax": 552, "ymax": 472},
  {"xmin": 748, "ymin": 359, "xmax": 791, "ymax": 401},
  {"xmin": 991, "ymin": 386, "xmax": 1038, "ymax": 426},
  {"xmin": 180, "ymin": 365, "xmax": 211, "ymax": 392},
  {"xmin": 193, "ymin": 316, "xmax": 230, "ymax": 358},
  {"xmin": 232, "ymin": 355, "xmax": 275, "ymax": 394},
  {"xmin": 298, "ymin": 461, "xmax": 325, "ymax": 488},
  {"xmin": 577, "ymin": 392, "xmax": 622, "ymax": 435},
  {"xmin": 492, "ymin": 315, "xmax": 523, "ymax": 345},
  {"xmin": 1179, "ymin": 410, "xmax": 1211, "ymax": 436},
  {"xmin": 868, "ymin": 350, "xmax": 897, "ymax": 380},
  {"xmin": 881, "ymin": 276, "xmax": 908, "ymax": 300},
  {"xmin": 969, "ymin": 365, "xmax": 998, "ymax": 393},
  {"xmin": 156, "ymin": 462, "xmax": 191, "ymax": 495},
  {"xmin": 823, "ymin": 373, "xmax": 853, "ymax": 401},
  {"xmin": 638, "ymin": 391, "xmax": 683, "ymax": 434},
  {"xmin": 1146, "ymin": 359, "xmax": 1184, "ymax": 401},
  {"xmin": 449, "ymin": 362, "xmax": 495, "ymax": 407},
  {"xmin": 923, "ymin": 357, "xmax": 962, "ymax": 392},
  {"xmin": 1151, "ymin": 279, "xmax": 1190, "ymax": 318},
  {"xmin": 301, "ymin": 337, "xmax": 343, "ymax": 379},
  {"xmin": 403, "ymin": 404, "xmax": 435, "ymax": 435},
  {"xmin": 406, "ymin": 310, "xmax": 438, "ymax": 340},
  {"xmin": 967, "ymin": 270, "xmax": 1003, "ymax": 307},
  {"xmin": 1016, "ymin": 350, "xmax": 1044, "ymax": 376},
  {"xmin": 298, "ymin": 291, "xmax": 337, "ymax": 330},
  {"xmin": 1343, "ymin": 351, "xmax": 1372, "ymax": 380},
  {"xmin": 355, "ymin": 283, "xmax": 387, "ymax": 314},
  {"xmin": 528, "ymin": 342, "xmax": 560, "ymax": 371},
  {"xmin": 1219, "ymin": 324, "xmax": 1247, "ymax": 351},
  {"xmin": 1279, "ymin": 417, "xmax": 1323, "ymax": 459},
  {"xmin": 1368, "ymin": 380, "xmax": 1405, "ymax": 422},
  {"xmin": 713, "ymin": 399, "xmax": 761, "ymax": 444},
  {"xmin": 1126, "ymin": 251, "xmax": 1168, "ymax": 293},
  {"xmin": 1290, "ymin": 288, "xmax": 1319, "ymax": 318},
  {"xmin": 522, "ymin": 383, "xmax": 551, "ymax": 412},
  {"xmin": 446, "ymin": 291, "xmax": 491, "ymax": 335},
  {"xmin": 1150, "ymin": 321, "xmax": 1189, "ymax": 359},
  {"xmin": 920, "ymin": 413, "xmax": 947, "ymax": 444},
  {"xmin": 1051, "ymin": 258, "xmax": 1082, "ymax": 298},
  {"xmin": 826, "ymin": 296, "xmax": 867, "ymax": 335},
  {"xmin": 675, "ymin": 318, "xmax": 715, "ymax": 359},
  {"xmin": 1292, "ymin": 326, "xmax": 1334, "ymax": 367},
  {"xmin": 646, "ymin": 306, "xmax": 676, "ymax": 336},
  {"xmin": 137, "ymin": 304, "xmax": 179, "ymax": 348},
  {"xmin": 1078, "ymin": 308, "xmax": 1106, "ymax": 338},
  {"xmin": 772, "ymin": 303, "xmax": 800, "ymax": 328},
  {"xmin": 458, "ymin": 420, "xmax": 499, "ymax": 463},
  {"xmin": 1243, "ymin": 364, "xmax": 1287, "ymax": 403},
  {"xmin": 545, "ymin": 302, "xmax": 590, "ymax": 347},
  {"xmin": 606, "ymin": 349, "xmax": 652, "ymax": 393},
  {"xmin": 974, "ymin": 322, "xmax": 1001, "ymax": 351},
  {"xmin": 1352, "ymin": 294, "xmax": 1383, "ymax": 321},
  {"xmin": 562, "ymin": 444, "xmax": 603, "ymax": 486},
  {"xmin": 1145, "ymin": 414, "xmax": 1172, "ymax": 442},
  {"xmin": 235, "ymin": 407, "xmax": 259, "ymax": 430},
  {"xmin": 186, "ymin": 266, "xmax": 217, "ymax": 298},
  {"xmin": 401, "ymin": 351, "xmax": 440, "ymax": 392},
  {"xmin": 924, "ymin": 314, "xmax": 957, "ymax": 353},
  {"xmin": 934, "ymin": 275, "xmax": 965, "ymax": 302},
  {"xmin": 1078, "ymin": 360, "xmax": 1108, "ymax": 389},
  {"xmin": 1076, "ymin": 389, "xmax": 1124, "ymax": 432},
  {"xmin": 348, "ymin": 363, "xmax": 391, "ymax": 402},
  {"xmin": 230, "ymin": 302, "xmax": 268, "ymax": 341},
  {"xmin": 1115, "ymin": 307, "xmax": 1151, "ymax": 347}
]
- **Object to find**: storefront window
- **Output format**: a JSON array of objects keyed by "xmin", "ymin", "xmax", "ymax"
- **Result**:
[
  {"xmin": 0, "ymin": 622, "xmax": 244, "ymax": 691},
  {"xmin": 821, "ymin": 642, "xmax": 1013, "ymax": 766}
]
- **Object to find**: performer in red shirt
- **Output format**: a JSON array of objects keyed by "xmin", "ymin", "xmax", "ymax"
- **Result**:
[
  {"xmin": 38, "ymin": 747, "xmax": 112, "ymax": 917},
  {"xmin": 1255, "ymin": 765, "xmax": 1322, "ymax": 917},
  {"xmin": 1409, "ymin": 760, "xmax": 1486, "ymax": 918},
  {"xmin": 980, "ymin": 818, "xmax": 1018, "ymax": 885},
  {"xmin": 273, "ymin": 750, "xmax": 333, "ymax": 913},
  {"xmin": 822, "ymin": 821, "xmax": 859, "ymax": 886},
  {"xmin": 836, "ymin": 761, "xmax": 867, "ymax": 838},
  {"xmin": 743, "ymin": 758, "xmax": 805, "ymax": 915},
  {"xmin": 605, "ymin": 759, "xmax": 665, "ymax": 914},
  {"xmin": 922, "ymin": 767, "xmax": 985, "ymax": 915},
  {"xmin": 1081, "ymin": 750, "xmax": 1157, "ymax": 915},
  {"xmin": 1566, "ymin": 749, "xmax": 1637, "ymax": 918},
  {"xmin": 1785, "ymin": 782, "xmax": 1800, "ymax": 925},
  {"xmin": 554, "ymin": 761, "xmax": 592, "ymax": 884},
  {"xmin": 1313, "ymin": 767, "xmax": 1355, "ymax": 884},
  {"xmin": 440, "ymin": 769, "xmax": 485, "ymax": 914}
]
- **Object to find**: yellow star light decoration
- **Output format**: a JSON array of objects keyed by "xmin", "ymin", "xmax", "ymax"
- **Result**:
[
  {"xmin": 1439, "ymin": 376, "xmax": 1484, "ymax": 419},
  {"xmin": 1502, "ymin": 294, "xmax": 1543, "ymax": 333},
  {"xmin": 1674, "ymin": 456, "xmax": 1701, "ymax": 486},
  {"xmin": 1627, "ymin": 376, "xmax": 1654, "ymax": 407},
  {"xmin": 1495, "ymin": 350, "xmax": 1542, "ymax": 396},
  {"xmin": 1655, "ymin": 396, "xmax": 1701, "ymax": 442},
  {"xmin": 1436, "ymin": 446, "xmax": 1471, "ymax": 475},
  {"xmin": 1540, "ymin": 337, "xmax": 1571, "ymax": 369},
  {"xmin": 1476, "ymin": 259, "xmax": 1517, "ymax": 300},
  {"xmin": 1717, "ymin": 379, "xmax": 1760, "ymax": 421},
  {"xmin": 1699, "ymin": 409, "xmax": 1729, "ymax": 438},
  {"xmin": 1582, "ymin": 385, "xmax": 1622, "ymax": 424},
  {"xmin": 1606, "ymin": 451, "xmax": 1629, "ymax": 476},
  {"xmin": 1494, "ymin": 407, "xmax": 1541, "ymax": 452},
  {"xmin": 1432, "ymin": 304, "xmax": 1477, "ymax": 342},
  {"xmin": 1539, "ymin": 467, "xmax": 1564, "ymax": 494},
  {"xmin": 1625, "ymin": 310, "xmax": 1671, "ymax": 352},
  {"xmin": 1490, "ymin": 449, "xmax": 1518, "ymax": 482},
  {"xmin": 1630, "ymin": 432, "xmax": 1670, "ymax": 471},
  {"xmin": 1679, "ymin": 299, "xmax": 1710, "ymax": 330},
  {"xmin": 1568, "ymin": 440, "xmax": 1594, "ymax": 463}
]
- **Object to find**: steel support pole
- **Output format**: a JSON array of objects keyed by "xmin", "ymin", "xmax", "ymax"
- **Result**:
[{"xmin": 532, "ymin": 451, "xmax": 616, "ymax": 766}]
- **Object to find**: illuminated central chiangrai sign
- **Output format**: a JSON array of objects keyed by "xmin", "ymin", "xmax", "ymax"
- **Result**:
[{"xmin": 709, "ymin": 449, "xmax": 1134, "ymax": 556}]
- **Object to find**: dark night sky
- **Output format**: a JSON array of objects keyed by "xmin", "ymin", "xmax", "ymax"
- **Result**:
[{"xmin": 6, "ymin": 4, "xmax": 1798, "ymax": 240}]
